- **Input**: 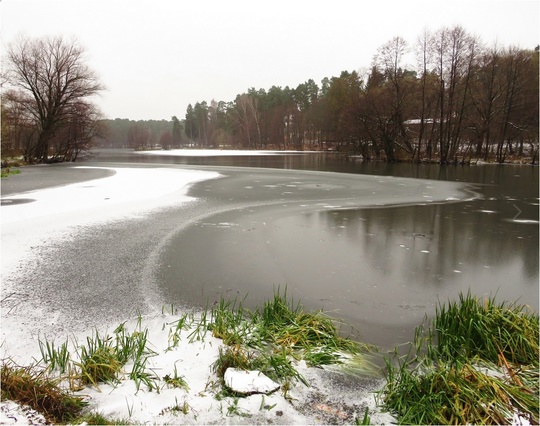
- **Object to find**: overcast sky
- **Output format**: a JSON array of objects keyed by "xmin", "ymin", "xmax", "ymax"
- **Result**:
[{"xmin": 2, "ymin": 0, "xmax": 538, "ymax": 121}]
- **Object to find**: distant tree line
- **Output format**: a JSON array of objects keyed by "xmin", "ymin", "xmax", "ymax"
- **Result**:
[
  {"xmin": 93, "ymin": 117, "xmax": 183, "ymax": 150},
  {"xmin": 2, "ymin": 27, "xmax": 538, "ymax": 165},
  {"xmin": 180, "ymin": 26, "xmax": 538, "ymax": 164}
]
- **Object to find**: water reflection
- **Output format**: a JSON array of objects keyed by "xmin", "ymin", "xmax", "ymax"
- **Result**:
[{"xmin": 318, "ymin": 203, "xmax": 538, "ymax": 300}]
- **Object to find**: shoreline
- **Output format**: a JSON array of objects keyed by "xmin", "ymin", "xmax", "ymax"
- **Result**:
[
  {"xmin": 0, "ymin": 307, "xmax": 395, "ymax": 425},
  {"xmin": 0, "ymin": 161, "xmax": 443, "ymax": 424},
  {"xmin": 0, "ymin": 163, "xmax": 395, "ymax": 424}
]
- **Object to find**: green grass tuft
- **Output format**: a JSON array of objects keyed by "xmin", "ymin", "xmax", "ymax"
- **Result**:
[
  {"xmin": 75, "ymin": 411, "xmax": 132, "ymax": 425},
  {"xmin": 435, "ymin": 291, "xmax": 539, "ymax": 366},
  {"xmin": 75, "ymin": 331, "xmax": 123, "ymax": 387},
  {"xmin": 209, "ymin": 288, "xmax": 373, "ymax": 389},
  {"xmin": 38, "ymin": 338, "xmax": 70, "ymax": 374},
  {"xmin": 380, "ymin": 292, "xmax": 539, "ymax": 425}
]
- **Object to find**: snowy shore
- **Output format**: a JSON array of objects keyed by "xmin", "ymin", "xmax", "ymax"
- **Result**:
[{"xmin": 0, "ymin": 163, "xmax": 395, "ymax": 424}]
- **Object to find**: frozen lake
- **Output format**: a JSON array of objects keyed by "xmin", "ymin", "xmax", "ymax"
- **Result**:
[
  {"xmin": 148, "ymin": 157, "xmax": 538, "ymax": 350},
  {"xmin": 86, "ymin": 149, "xmax": 536, "ymax": 350},
  {"xmin": 2, "ymin": 150, "xmax": 537, "ymax": 354}
]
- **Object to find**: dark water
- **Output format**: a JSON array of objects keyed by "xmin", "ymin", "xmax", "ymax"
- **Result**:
[{"xmin": 97, "ymin": 150, "xmax": 539, "ymax": 350}]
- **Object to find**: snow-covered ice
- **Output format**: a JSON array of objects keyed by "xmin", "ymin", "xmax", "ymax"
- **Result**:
[{"xmin": 1, "ymin": 167, "xmax": 220, "ymax": 276}]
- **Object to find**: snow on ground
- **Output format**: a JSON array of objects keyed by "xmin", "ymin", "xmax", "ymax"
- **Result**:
[
  {"xmin": 1, "ymin": 166, "xmax": 220, "ymax": 225},
  {"xmin": 72, "ymin": 313, "xmax": 387, "ymax": 425},
  {"xmin": 0, "ymin": 310, "xmax": 393, "ymax": 425},
  {"xmin": 1, "ymin": 166, "xmax": 220, "ymax": 362},
  {"xmin": 0, "ymin": 400, "xmax": 48, "ymax": 425},
  {"xmin": 0, "ymin": 163, "xmax": 395, "ymax": 424}
]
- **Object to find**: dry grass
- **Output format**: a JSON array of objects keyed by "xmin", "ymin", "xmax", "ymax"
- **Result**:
[{"xmin": 0, "ymin": 359, "xmax": 87, "ymax": 424}]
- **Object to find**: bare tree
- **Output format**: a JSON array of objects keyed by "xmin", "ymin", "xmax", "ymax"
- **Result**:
[
  {"xmin": 50, "ymin": 101, "xmax": 105, "ymax": 161},
  {"xmin": 414, "ymin": 29, "xmax": 440, "ymax": 161},
  {"xmin": 234, "ymin": 94, "xmax": 262, "ymax": 148},
  {"xmin": 373, "ymin": 36, "xmax": 415, "ymax": 159},
  {"xmin": 493, "ymin": 47, "xmax": 538, "ymax": 163},
  {"xmin": 127, "ymin": 123, "xmax": 150, "ymax": 149},
  {"xmin": 6, "ymin": 35, "xmax": 103, "ymax": 162},
  {"xmin": 431, "ymin": 26, "xmax": 479, "ymax": 163}
]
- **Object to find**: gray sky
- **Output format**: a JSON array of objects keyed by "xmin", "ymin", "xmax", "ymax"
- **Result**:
[{"xmin": 2, "ymin": 0, "xmax": 538, "ymax": 121}]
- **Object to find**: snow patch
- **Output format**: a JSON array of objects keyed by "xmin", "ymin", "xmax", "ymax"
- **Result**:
[{"xmin": 224, "ymin": 368, "xmax": 281, "ymax": 395}]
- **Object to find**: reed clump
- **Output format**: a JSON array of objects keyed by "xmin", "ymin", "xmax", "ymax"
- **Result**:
[
  {"xmin": 435, "ymin": 291, "xmax": 538, "ymax": 366},
  {"xmin": 0, "ymin": 360, "xmax": 87, "ymax": 424},
  {"xmin": 380, "ymin": 292, "xmax": 539, "ymax": 425},
  {"xmin": 253, "ymin": 291, "xmax": 365, "ymax": 356}
]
